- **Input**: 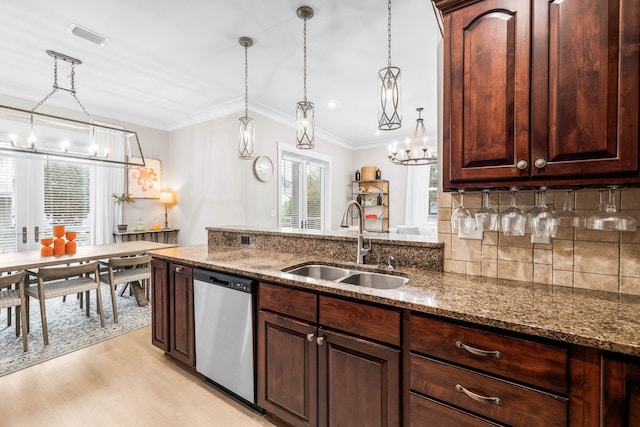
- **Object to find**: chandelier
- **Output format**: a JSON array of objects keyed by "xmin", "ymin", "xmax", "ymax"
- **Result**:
[
  {"xmin": 295, "ymin": 6, "xmax": 315, "ymax": 149},
  {"xmin": 388, "ymin": 107, "xmax": 437, "ymax": 166},
  {"xmin": 378, "ymin": 0, "xmax": 401, "ymax": 131},
  {"xmin": 238, "ymin": 36, "xmax": 255, "ymax": 160},
  {"xmin": 0, "ymin": 50, "xmax": 144, "ymax": 167}
]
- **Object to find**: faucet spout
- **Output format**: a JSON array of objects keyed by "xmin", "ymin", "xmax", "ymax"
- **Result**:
[{"xmin": 340, "ymin": 200, "xmax": 371, "ymax": 264}]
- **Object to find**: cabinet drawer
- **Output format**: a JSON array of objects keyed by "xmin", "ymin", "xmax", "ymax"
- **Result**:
[
  {"xmin": 410, "ymin": 392, "xmax": 503, "ymax": 427},
  {"xmin": 319, "ymin": 296, "xmax": 400, "ymax": 346},
  {"xmin": 410, "ymin": 354, "xmax": 567, "ymax": 427},
  {"xmin": 410, "ymin": 315, "xmax": 567, "ymax": 393},
  {"xmin": 259, "ymin": 282, "xmax": 317, "ymax": 323}
]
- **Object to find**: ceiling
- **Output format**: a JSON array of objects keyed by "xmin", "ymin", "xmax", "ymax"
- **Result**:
[{"xmin": 0, "ymin": 0, "xmax": 441, "ymax": 148}]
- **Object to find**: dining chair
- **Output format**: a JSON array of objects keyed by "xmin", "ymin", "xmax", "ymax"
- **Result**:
[
  {"xmin": 0, "ymin": 271, "xmax": 28, "ymax": 352},
  {"xmin": 100, "ymin": 254, "xmax": 152, "ymax": 323},
  {"xmin": 25, "ymin": 261, "xmax": 105, "ymax": 346}
]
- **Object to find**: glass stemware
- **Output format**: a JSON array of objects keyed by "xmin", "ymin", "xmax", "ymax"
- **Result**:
[
  {"xmin": 556, "ymin": 190, "xmax": 586, "ymax": 228},
  {"xmin": 451, "ymin": 189, "xmax": 472, "ymax": 235},
  {"xmin": 475, "ymin": 189, "xmax": 498, "ymax": 231},
  {"xmin": 527, "ymin": 187, "xmax": 558, "ymax": 239},
  {"xmin": 587, "ymin": 188, "xmax": 637, "ymax": 231},
  {"xmin": 501, "ymin": 187, "xmax": 527, "ymax": 236}
]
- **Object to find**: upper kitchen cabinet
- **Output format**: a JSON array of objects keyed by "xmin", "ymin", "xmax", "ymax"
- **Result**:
[{"xmin": 435, "ymin": 0, "xmax": 640, "ymax": 190}]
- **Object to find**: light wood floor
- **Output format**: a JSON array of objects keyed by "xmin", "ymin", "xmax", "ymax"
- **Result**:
[{"xmin": 0, "ymin": 326, "xmax": 284, "ymax": 427}]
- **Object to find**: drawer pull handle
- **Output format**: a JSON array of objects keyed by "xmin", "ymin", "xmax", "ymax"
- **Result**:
[
  {"xmin": 455, "ymin": 384, "xmax": 502, "ymax": 406},
  {"xmin": 456, "ymin": 341, "xmax": 503, "ymax": 359},
  {"xmin": 307, "ymin": 333, "xmax": 315, "ymax": 342}
]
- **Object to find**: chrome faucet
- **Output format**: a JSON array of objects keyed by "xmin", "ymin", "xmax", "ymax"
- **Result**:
[{"xmin": 340, "ymin": 200, "xmax": 371, "ymax": 264}]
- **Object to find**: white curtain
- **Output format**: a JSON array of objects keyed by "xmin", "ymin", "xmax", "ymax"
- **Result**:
[
  {"xmin": 90, "ymin": 125, "xmax": 125, "ymax": 245},
  {"xmin": 404, "ymin": 165, "xmax": 431, "ymax": 226}
]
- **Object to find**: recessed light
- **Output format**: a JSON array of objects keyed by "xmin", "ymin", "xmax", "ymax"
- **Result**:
[
  {"xmin": 327, "ymin": 101, "xmax": 337, "ymax": 109},
  {"xmin": 374, "ymin": 130, "xmax": 381, "ymax": 136},
  {"xmin": 68, "ymin": 24, "xmax": 108, "ymax": 46}
]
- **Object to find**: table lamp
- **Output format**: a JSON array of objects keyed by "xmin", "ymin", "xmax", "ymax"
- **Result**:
[{"xmin": 159, "ymin": 190, "xmax": 176, "ymax": 229}]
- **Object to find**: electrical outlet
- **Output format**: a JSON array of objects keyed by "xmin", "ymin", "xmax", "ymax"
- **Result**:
[{"xmin": 240, "ymin": 236, "xmax": 250, "ymax": 245}]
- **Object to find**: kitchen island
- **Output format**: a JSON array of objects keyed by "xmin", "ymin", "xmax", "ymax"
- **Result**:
[{"xmin": 150, "ymin": 232, "xmax": 640, "ymax": 426}]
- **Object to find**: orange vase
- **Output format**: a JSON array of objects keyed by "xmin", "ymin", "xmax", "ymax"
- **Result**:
[
  {"xmin": 52, "ymin": 225, "xmax": 65, "ymax": 238},
  {"xmin": 41, "ymin": 246, "xmax": 53, "ymax": 256},
  {"xmin": 53, "ymin": 238, "xmax": 65, "ymax": 255},
  {"xmin": 65, "ymin": 241, "xmax": 76, "ymax": 254}
]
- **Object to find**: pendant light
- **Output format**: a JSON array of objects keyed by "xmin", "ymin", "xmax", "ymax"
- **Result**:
[
  {"xmin": 295, "ymin": 6, "xmax": 315, "ymax": 149},
  {"xmin": 388, "ymin": 107, "xmax": 437, "ymax": 166},
  {"xmin": 378, "ymin": 0, "xmax": 402, "ymax": 131},
  {"xmin": 238, "ymin": 36, "xmax": 255, "ymax": 160}
]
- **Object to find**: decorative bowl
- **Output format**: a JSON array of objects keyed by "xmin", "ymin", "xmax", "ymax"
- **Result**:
[{"xmin": 117, "ymin": 224, "xmax": 128, "ymax": 232}]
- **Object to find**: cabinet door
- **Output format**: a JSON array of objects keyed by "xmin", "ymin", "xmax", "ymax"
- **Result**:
[
  {"xmin": 443, "ymin": 0, "xmax": 531, "ymax": 188},
  {"xmin": 168, "ymin": 263, "xmax": 195, "ymax": 367},
  {"xmin": 150, "ymin": 259, "xmax": 169, "ymax": 351},
  {"xmin": 257, "ymin": 310, "xmax": 318, "ymax": 427},
  {"xmin": 603, "ymin": 355, "xmax": 640, "ymax": 427},
  {"xmin": 531, "ymin": 0, "xmax": 640, "ymax": 179},
  {"xmin": 317, "ymin": 328, "xmax": 400, "ymax": 427}
]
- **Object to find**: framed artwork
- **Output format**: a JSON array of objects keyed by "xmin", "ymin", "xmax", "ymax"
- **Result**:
[{"xmin": 128, "ymin": 157, "xmax": 161, "ymax": 199}]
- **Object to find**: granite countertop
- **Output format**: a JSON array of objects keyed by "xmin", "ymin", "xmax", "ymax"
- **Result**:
[{"xmin": 151, "ymin": 244, "xmax": 640, "ymax": 357}]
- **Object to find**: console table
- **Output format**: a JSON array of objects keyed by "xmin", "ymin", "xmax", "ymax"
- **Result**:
[{"xmin": 113, "ymin": 228, "xmax": 179, "ymax": 244}]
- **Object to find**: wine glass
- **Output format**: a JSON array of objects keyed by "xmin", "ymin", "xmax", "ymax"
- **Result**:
[
  {"xmin": 501, "ymin": 187, "xmax": 527, "ymax": 236},
  {"xmin": 587, "ymin": 187, "xmax": 637, "ymax": 231},
  {"xmin": 527, "ymin": 187, "xmax": 558, "ymax": 239},
  {"xmin": 475, "ymin": 189, "xmax": 498, "ymax": 231},
  {"xmin": 556, "ymin": 190, "xmax": 586, "ymax": 228},
  {"xmin": 451, "ymin": 189, "xmax": 472, "ymax": 235}
]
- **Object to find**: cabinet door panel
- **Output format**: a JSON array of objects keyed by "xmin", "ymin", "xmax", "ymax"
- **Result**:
[
  {"xmin": 531, "ymin": 0, "xmax": 640, "ymax": 177},
  {"xmin": 318, "ymin": 329, "xmax": 400, "ymax": 427},
  {"xmin": 603, "ymin": 355, "xmax": 640, "ymax": 427},
  {"xmin": 445, "ymin": 0, "xmax": 531, "ymax": 187},
  {"xmin": 151, "ymin": 259, "xmax": 169, "ymax": 351},
  {"xmin": 168, "ymin": 263, "xmax": 195, "ymax": 366},
  {"xmin": 257, "ymin": 310, "xmax": 317, "ymax": 427}
]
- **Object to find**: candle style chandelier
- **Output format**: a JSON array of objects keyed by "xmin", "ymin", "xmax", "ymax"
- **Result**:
[{"xmin": 388, "ymin": 107, "xmax": 437, "ymax": 166}]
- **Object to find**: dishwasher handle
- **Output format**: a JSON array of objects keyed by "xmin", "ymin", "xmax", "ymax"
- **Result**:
[{"xmin": 193, "ymin": 269, "xmax": 254, "ymax": 293}]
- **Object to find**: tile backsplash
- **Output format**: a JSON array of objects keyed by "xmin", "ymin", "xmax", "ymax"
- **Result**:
[{"xmin": 439, "ymin": 188, "xmax": 640, "ymax": 295}]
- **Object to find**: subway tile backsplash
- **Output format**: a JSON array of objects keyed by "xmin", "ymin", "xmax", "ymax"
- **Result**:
[{"xmin": 439, "ymin": 188, "xmax": 640, "ymax": 295}]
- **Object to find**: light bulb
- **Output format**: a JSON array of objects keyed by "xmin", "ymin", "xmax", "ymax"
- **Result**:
[
  {"xmin": 103, "ymin": 147, "xmax": 109, "ymax": 157},
  {"xmin": 8, "ymin": 133, "xmax": 17, "ymax": 146},
  {"xmin": 28, "ymin": 132, "xmax": 36, "ymax": 148},
  {"xmin": 61, "ymin": 140, "xmax": 70, "ymax": 152},
  {"xmin": 89, "ymin": 144, "xmax": 98, "ymax": 156}
]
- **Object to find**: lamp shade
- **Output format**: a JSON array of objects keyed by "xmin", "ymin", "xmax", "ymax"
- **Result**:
[{"xmin": 159, "ymin": 191, "xmax": 175, "ymax": 204}]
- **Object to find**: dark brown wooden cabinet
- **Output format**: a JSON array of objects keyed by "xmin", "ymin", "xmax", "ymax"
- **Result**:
[
  {"xmin": 150, "ymin": 258, "xmax": 195, "ymax": 367},
  {"xmin": 603, "ymin": 354, "xmax": 640, "ymax": 426},
  {"xmin": 436, "ymin": 0, "xmax": 640, "ymax": 189},
  {"xmin": 257, "ymin": 282, "xmax": 400, "ymax": 427}
]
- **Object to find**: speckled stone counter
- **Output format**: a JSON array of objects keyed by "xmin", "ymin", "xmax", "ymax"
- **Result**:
[{"xmin": 151, "ymin": 244, "xmax": 640, "ymax": 357}]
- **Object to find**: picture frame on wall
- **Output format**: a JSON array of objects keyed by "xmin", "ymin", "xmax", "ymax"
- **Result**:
[{"xmin": 128, "ymin": 157, "xmax": 161, "ymax": 199}]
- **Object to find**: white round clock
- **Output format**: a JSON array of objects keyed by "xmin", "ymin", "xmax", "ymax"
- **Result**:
[{"xmin": 253, "ymin": 155, "xmax": 274, "ymax": 182}]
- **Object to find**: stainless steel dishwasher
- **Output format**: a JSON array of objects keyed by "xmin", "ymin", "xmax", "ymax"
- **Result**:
[{"xmin": 193, "ymin": 268, "xmax": 257, "ymax": 406}]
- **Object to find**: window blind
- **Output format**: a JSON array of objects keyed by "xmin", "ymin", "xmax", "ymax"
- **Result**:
[
  {"xmin": 305, "ymin": 162, "xmax": 324, "ymax": 230},
  {"xmin": 43, "ymin": 160, "xmax": 91, "ymax": 246},
  {"xmin": 0, "ymin": 151, "xmax": 16, "ymax": 254},
  {"xmin": 280, "ymin": 157, "xmax": 301, "ymax": 228}
]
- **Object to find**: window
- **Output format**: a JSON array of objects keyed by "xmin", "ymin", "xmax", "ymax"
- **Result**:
[
  {"xmin": 279, "ymin": 144, "xmax": 331, "ymax": 230},
  {"xmin": 0, "ymin": 152, "xmax": 16, "ymax": 254}
]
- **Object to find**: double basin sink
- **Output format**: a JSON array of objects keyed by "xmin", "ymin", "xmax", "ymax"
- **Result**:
[{"xmin": 283, "ymin": 264, "xmax": 408, "ymax": 290}]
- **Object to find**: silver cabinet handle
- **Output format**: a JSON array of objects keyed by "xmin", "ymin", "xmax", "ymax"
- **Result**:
[
  {"xmin": 34, "ymin": 226, "xmax": 39, "ymax": 242},
  {"xmin": 456, "ymin": 341, "xmax": 503, "ymax": 359},
  {"xmin": 516, "ymin": 160, "xmax": 528, "ymax": 170},
  {"xmin": 175, "ymin": 266, "xmax": 183, "ymax": 273},
  {"xmin": 307, "ymin": 333, "xmax": 315, "ymax": 342},
  {"xmin": 534, "ymin": 158, "xmax": 547, "ymax": 168},
  {"xmin": 316, "ymin": 336, "xmax": 325, "ymax": 346},
  {"xmin": 455, "ymin": 384, "xmax": 502, "ymax": 406},
  {"xmin": 22, "ymin": 227, "xmax": 27, "ymax": 244}
]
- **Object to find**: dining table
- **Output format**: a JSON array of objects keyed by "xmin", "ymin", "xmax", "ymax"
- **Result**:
[{"xmin": 0, "ymin": 241, "xmax": 177, "ymax": 273}]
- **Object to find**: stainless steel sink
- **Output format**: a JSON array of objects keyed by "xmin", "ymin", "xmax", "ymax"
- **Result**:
[
  {"xmin": 338, "ymin": 272, "xmax": 408, "ymax": 289},
  {"xmin": 285, "ymin": 264, "xmax": 352, "ymax": 281},
  {"xmin": 284, "ymin": 263, "xmax": 408, "ymax": 290}
]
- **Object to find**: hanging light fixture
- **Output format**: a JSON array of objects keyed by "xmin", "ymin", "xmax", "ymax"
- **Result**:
[
  {"xmin": 0, "ymin": 50, "xmax": 145, "ymax": 167},
  {"xmin": 295, "ymin": 6, "xmax": 315, "ymax": 149},
  {"xmin": 388, "ymin": 107, "xmax": 437, "ymax": 166},
  {"xmin": 238, "ymin": 36, "xmax": 255, "ymax": 160},
  {"xmin": 378, "ymin": 0, "xmax": 402, "ymax": 131}
]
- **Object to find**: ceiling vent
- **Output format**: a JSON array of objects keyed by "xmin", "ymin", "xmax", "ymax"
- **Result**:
[{"xmin": 67, "ymin": 24, "xmax": 108, "ymax": 46}]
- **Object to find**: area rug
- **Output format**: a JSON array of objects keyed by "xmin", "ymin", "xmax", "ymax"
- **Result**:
[{"xmin": 0, "ymin": 284, "xmax": 151, "ymax": 377}]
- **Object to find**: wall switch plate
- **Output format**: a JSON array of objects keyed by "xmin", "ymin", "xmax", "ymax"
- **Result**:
[
  {"xmin": 458, "ymin": 224, "xmax": 483, "ymax": 240},
  {"xmin": 240, "ymin": 236, "xmax": 250, "ymax": 245}
]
